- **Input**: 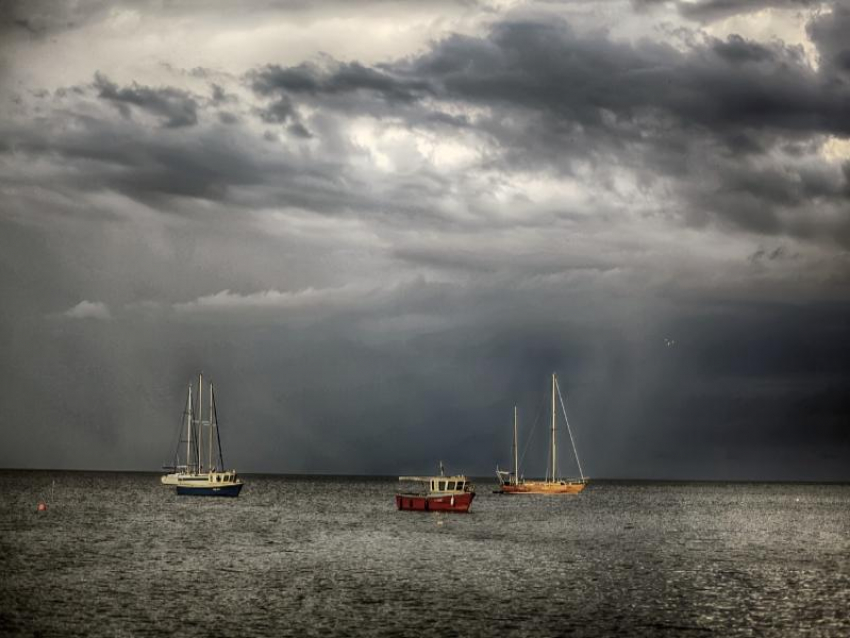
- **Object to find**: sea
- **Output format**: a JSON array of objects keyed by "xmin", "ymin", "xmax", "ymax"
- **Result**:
[{"xmin": 1, "ymin": 472, "xmax": 848, "ymax": 638}]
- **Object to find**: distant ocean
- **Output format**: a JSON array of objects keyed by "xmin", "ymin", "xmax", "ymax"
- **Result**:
[{"xmin": 1, "ymin": 471, "xmax": 848, "ymax": 637}]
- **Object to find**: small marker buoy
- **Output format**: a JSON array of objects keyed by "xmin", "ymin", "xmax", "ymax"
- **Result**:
[{"xmin": 37, "ymin": 502, "xmax": 47, "ymax": 512}]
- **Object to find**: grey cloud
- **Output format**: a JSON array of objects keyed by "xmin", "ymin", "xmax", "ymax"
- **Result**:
[
  {"xmin": 6, "ymin": 11, "xmax": 850, "ymax": 248},
  {"xmin": 406, "ymin": 20, "xmax": 847, "ymax": 136},
  {"xmin": 418, "ymin": 20, "xmax": 848, "ymax": 244},
  {"xmin": 674, "ymin": 0, "xmax": 820, "ymax": 23},
  {"xmin": 242, "ymin": 15, "xmax": 849, "ymax": 245},
  {"xmin": 287, "ymin": 122, "xmax": 312, "ymax": 138},
  {"xmin": 749, "ymin": 245, "xmax": 795, "ymax": 263},
  {"xmin": 246, "ymin": 18, "xmax": 848, "ymax": 140},
  {"xmin": 2, "ymin": 94, "xmax": 420, "ymax": 222},
  {"xmin": 807, "ymin": 5, "xmax": 850, "ymax": 80},
  {"xmin": 63, "ymin": 300, "xmax": 112, "ymax": 320},
  {"xmin": 94, "ymin": 73, "xmax": 200, "ymax": 128},
  {"xmin": 211, "ymin": 83, "xmax": 235, "ymax": 104},
  {"xmin": 712, "ymin": 34, "xmax": 774, "ymax": 64},
  {"xmin": 258, "ymin": 94, "xmax": 297, "ymax": 124},
  {"xmin": 251, "ymin": 61, "xmax": 430, "ymax": 104}
]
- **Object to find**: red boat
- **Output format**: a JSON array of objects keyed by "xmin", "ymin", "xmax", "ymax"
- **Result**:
[{"xmin": 396, "ymin": 465, "xmax": 476, "ymax": 513}]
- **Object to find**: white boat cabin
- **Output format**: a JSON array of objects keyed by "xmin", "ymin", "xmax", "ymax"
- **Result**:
[
  {"xmin": 398, "ymin": 466, "xmax": 473, "ymax": 495},
  {"xmin": 429, "ymin": 475, "xmax": 470, "ymax": 494},
  {"xmin": 176, "ymin": 470, "xmax": 241, "ymax": 485}
]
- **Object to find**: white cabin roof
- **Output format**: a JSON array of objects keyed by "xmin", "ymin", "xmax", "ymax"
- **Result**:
[{"xmin": 399, "ymin": 475, "xmax": 468, "ymax": 482}]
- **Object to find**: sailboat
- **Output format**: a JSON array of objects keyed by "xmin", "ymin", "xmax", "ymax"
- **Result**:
[
  {"xmin": 161, "ymin": 373, "xmax": 244, "ymax": 497},
  {"xmin": 496, "ymin": 373, "xmax": 587, "ymax": 494}
]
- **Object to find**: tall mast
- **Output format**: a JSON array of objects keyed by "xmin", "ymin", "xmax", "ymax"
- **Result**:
[
  {"xmin": 197, "ymin": 372, "xmax": 203, "ymax": 473},
  {"xmin": 185, "ymin": 384, "xmax": 193, "ymax": 473},
  {"xmin": 551, "ymin": 372, "xmax": 557, "ymax": 483},
  {"xmin": 208, "ymin": 382, "xmax": 214, "ymax": 473},
  {"xmin": 212, "ymin": 385, "xmax": 225, "ymax": 471},
  {"xmin": 513, "ymin": 405, "xmax": 518, "ymax": 486}
]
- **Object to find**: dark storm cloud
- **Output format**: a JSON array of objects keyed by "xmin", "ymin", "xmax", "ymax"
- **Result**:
[
  {"xmin": 94, "ymin": 73, "xmax": 200, "ymax": 128},
  {"xmin": 250, "ymin": 61, "xmax": 432, "ymax": 130},
  {"xmin": 257, "ymin": 94, "xmax": 297, "ymax": 124},
  {"xmin": 251, "ymin": 61, "xmax": 430, "ymax": 104},
  {"xmin": 244, "ymin": 15, "xmax": 850, "ymax": 155},
  {"xmin": 3, "ymin": 113, "xmax": 257, "ymax": 203},
  {"xmin": 2, "ymin": 7, "xmax": 847, "ymax": 246},
  {"xmin": 807, "ymin": 4, "xmax": 850, "ymax": 80},
  {"xmin": 672, "ymin": 0, "xmax": 820, "ymax": 23},
  {"xmin": 405, "ymin": 20, "xmax": 847, "ymax": 136},
  {"xmin": 244, "ymin": 12, "xmax": 850, "ymax": 246},
  {"xmin": 2, "ymin": 85, "xmax": 381, "ymax": 213},
  {"xmin": 711, "ymin": 34, "xmax": 774, "ymax": 64}
]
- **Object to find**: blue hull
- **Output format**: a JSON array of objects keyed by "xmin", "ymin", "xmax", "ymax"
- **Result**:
[{"xmin": 176, "ymin": 483, "xmax": 243, "ymax": 497}]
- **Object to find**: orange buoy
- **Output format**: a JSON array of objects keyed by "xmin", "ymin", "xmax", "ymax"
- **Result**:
[{"xmin": 37, "ymin": 502, "xmax": 47, "ymax": 512}]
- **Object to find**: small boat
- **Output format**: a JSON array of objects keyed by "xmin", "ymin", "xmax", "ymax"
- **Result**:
[
  {"xmin": 496, "ymin": 373, "xmax": 588, "ymax": 495},
  {"xmin": 162, "ymin": 373, "xmax": 244, "ymax": 497},
  {"xmin": 396, "ymin": 463, "xmax": 475, "ymax": 512}
]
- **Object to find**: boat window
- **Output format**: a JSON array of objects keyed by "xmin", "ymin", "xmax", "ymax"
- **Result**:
[
  {"xmin": 216, "ymin": 475, "xmax": 221, "ymax": 482},
  {"xmin": 447, "ymin": 481, "xmax": 456, "ymax": 490},
  {"xmin": 456, "ymin": 482, "xmax": 464, "ymax": 490},
  {"xmin": 438, "ymin": 481, "xmax": 446, "ymax": 491}
]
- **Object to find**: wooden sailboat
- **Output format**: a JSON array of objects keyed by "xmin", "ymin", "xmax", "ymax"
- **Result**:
[
  {"xmin": 496, "ymin": 373, "xmax": 587, "ymax": 494},
  {"xmin": 161, "ymin": 373, "xmax": 244, "ymax": 497}
]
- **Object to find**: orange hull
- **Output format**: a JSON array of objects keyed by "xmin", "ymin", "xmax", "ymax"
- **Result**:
[{"xmin": 500, "ymin": 481, "xmax": 586, "ymax": 494}]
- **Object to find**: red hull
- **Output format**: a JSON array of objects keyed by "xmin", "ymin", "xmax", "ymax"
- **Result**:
[{"xmin": 395, "ymin": 491, "xmax": 475, "ymax": 512}]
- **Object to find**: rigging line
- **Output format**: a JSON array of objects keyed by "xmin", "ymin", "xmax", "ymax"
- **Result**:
[
  {"xmin": 212, "ymin": 389, "xmax": 224, "ymax": 470},
  {"xmin": 518, "ymin": 390, "xmax": 546, "ymax": 472},
  {"xmin": 190, "ymin": 388, "xmax": 201, "ymax": 470},
  {"xmin": 171, "ymin": 406, "xmax": 188, "ymax": 467},
  {"xmin": 556, "ymin": 379, "xmax": 585, "ymax": 481},
  {"xmin": 171, "ymin": 388, "xmax": 193, "ymax": 469}
]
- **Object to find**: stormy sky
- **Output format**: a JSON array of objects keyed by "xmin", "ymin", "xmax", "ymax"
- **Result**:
[{"xmin": 1, "ymin": 0, "xmax": 848, "ymax": 480}]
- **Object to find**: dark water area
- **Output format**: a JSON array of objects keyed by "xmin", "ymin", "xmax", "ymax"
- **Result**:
[{"xmin": 1, "ymin": 472, "xmax": 848, "ymax": 637}]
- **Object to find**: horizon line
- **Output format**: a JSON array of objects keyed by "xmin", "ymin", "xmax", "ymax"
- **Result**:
[{"xmin": 1, "ymin": 467, "xmax": 848, "ymax": 485}]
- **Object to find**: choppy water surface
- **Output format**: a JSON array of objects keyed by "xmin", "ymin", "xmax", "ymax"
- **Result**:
[{"xmin": 1, "ymin": 473, "xmax": 848, "ymax": 637}]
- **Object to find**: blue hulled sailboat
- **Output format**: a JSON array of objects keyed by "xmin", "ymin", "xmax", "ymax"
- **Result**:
[{"xmin": 162, "ymin": 373, "xmax": 244, "ymax": 497}]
